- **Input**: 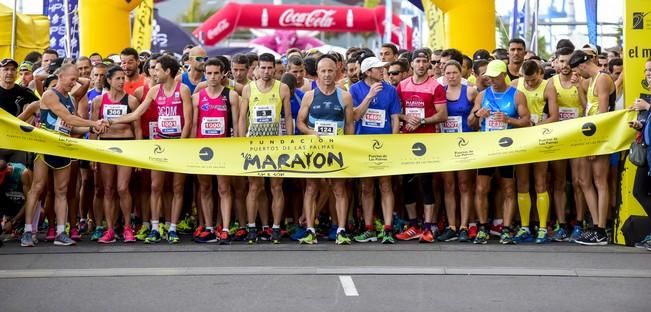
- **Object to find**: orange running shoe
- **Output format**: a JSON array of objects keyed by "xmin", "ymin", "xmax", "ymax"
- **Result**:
[
  {"xmin": 419, "ymin": 229, "xmax": 434, "ymax": 243},
  {"xmin": 395, "ymin": 226, "xmax": 423, "ymax": 241}
]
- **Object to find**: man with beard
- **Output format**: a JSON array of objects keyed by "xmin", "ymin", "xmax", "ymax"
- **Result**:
[{"xmin": 121, "ymin": 48, "xmax": 144, "ymax": 95}]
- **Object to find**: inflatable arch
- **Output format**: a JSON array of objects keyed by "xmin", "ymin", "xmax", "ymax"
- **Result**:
[
  {"xmin": 193, "ymin": 2, "xmax": 412, "ymax": 50},
  {"xmin": 78, "ymin": 0, "xmax": 142, "ymax": 57}
]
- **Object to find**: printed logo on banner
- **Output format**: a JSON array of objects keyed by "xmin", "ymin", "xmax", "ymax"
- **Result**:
[
  {"xmin": 108, "ymin": 147, "xmax": 123, "ymax": 154},
  {"xmin": 372, "ymin": 139, "xmax": 383, "ymax": 150},
  {"xmin": 153, "ymin": 144, "xmax": 165, "ymax": 154},
  {"xmin": 199, "ymin": 147, "xmax": 214, "ymax": 161},
  {"xmin": 498, "ymin": 137, "xmax": 514, "ymax": 148},
  {"xmin": 241, "ymin": 137, "xmax": 346, "ymax": 175},
  {"xmin": 411, "ymin": 142, "xmax": 426, "ymax": 156},
  {"xmin": 581, "ymin": 122, "xmax": 597, "ymax": 137},
  {"xmin": 46, "ymin": 0, "xmax": 80, "ymax": 58},
  {"xmin": 19, "ymin": 124, "xmax": 34, "ymax": 133},
  {"xmin": 542, "ymin": 128, "xmax": 553, "ymax": 135},
  {"xmin": 632, "ymin": 12, "xmax": 650, "ymax": 30},
  {"xmin": 457, "ymin": 137, "xmax": 469, "ymax": 147},
  {"xmin": 279, "ymin": 9, "xmax": 337, "ymax": 28}
]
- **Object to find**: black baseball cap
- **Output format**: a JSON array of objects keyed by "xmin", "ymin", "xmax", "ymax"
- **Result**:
[
  {"xmin": 569, "ymin": 50, "xmax": 592, "ymax": 69},
  {"xmin": 412, "ymin": 48, "xmax": 431, "ymax": 61},
  {"xmin": 472, "ymin": 49, "xmax": 492, "ymax": 61},
  {"xmin": 0, "ymin": 58, "xmax": 18, "ymax": 68}
]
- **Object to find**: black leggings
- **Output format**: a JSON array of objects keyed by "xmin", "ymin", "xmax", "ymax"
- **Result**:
[
  {"xmin": 633, "ymin": 165, "xmax": 651, "ymax": 216},
  {"xmin": 403, "ymin": 173, "xmax": 434, "ymax": 205}
]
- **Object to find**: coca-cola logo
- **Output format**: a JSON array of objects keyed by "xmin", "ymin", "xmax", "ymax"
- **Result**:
[
  {"xmin": 279, "ymin": 9, "xmax": 336, "ymax": 28},
  {"xmin": 207, "ymin": 19, "xmax": 230, "ymax": 40}
]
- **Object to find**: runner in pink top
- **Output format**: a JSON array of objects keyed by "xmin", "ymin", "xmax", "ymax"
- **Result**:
[
  {"xmin": 111, "ymin": 55, "xmax": 193, "ymax": 244},
  {"xmin": 191, "ymin": 58, "xmax": 240, "ymax": 244},
  {"xmin": 395, "ymin": 49, "xmax": 449, "ymax": 244},
  {"xmin": 195, "ymin": 87, "xmax": 232, "ymax": 138},
  {"xmin": 397, "ymin": 49, "xmax": 447, "ymax": 134},
  {"xmin": 154, "ymin": 81, "xmax": 184, "ymax": 139}
]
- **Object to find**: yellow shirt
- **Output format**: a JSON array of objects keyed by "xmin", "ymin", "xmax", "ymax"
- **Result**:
[
  {"xmin": 586, "ymin": 73, "xmax": 613, "ymax": 116},
  {"xmin": 247, "ymin": 80, "xmax": 282, "ymax": 137},
  {"xmin": 551, "ymin": 75, "xmax": 583, "ymax": 120},
  {"xmin": 517, "ymin": 78, "xmax": 548, "ymax": 125}
]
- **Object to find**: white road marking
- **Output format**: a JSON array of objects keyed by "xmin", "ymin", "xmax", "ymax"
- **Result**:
[{"xmin": 338, "ymin": 275, "xmax": 359, "ymax": 296}]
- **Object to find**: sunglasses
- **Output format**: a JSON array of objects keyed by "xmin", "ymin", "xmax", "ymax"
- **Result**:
[
  {"xmin": 431, "ymin": 60, "xmax": 440, "ymax": 65},
  {"xmin": 191, "ymin": 56, "xmax": 208, "ymax": 62},
  {"xmin": 388, "ymin": 71, "xmax": 401, "ymax": 76}
]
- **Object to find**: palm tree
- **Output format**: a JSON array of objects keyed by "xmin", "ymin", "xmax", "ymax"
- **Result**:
[{"xmin": 177, "ymin": 0, "xmax": 218, "ymax": 23}]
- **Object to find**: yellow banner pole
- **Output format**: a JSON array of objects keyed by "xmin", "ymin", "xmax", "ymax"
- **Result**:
[
  {"xmin": 131, "ymin": 0, "xmax": 154, "ymax": 52},
  {"xmin": 617, "ymin": 0, "xmax": 651, "ymax": 245}
]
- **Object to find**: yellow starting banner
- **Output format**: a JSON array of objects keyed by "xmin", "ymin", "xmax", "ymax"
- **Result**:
[{"xmin": 0, "ymin": 109, "xmax": 636, "ymax": 178}]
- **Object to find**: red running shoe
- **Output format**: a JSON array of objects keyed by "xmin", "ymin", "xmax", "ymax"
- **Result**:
[
  {"xmin": 468, "ymin": 224, "xmax": 478, "ymax": 239},
  {"xmin": 123, "ymin": 226, "xmax": 136, "ymax": 243},
  {"xmin": 193, "ymin": 226, "xmax": 204, "ymax": 239},
  {"xmin": 70, "ymin": 227, "xmax": 81, "ymax": 241},
  {"xmin": 45, "ymin": 227, "xmax": 56, "ymax": 242},
  {"xmin": 490, "ymin": 223, "xmax": 503, "ymax": 237},
  {"xmin": 395, "ymin": 226, "xmax": 423, "ymax": 241},
  {"xmin": 419, "ymin": 229, "xmax": 434, "ymax": 243}
]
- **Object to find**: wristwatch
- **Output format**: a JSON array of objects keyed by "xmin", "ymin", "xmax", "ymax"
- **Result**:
[{"xmin": 419, "ymin": 118, "xmax": 426, "ymax": 125}]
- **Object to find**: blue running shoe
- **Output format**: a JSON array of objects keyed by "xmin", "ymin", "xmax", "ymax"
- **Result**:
[
  {"xmin": 552, "ymin": 226, "xmax": 569, "ymax": 242},
  {"xmin": 327, "ymin": 224, "xmax": 338, "ymax": 241},
  {"xmin": 569, "ymin": 225, "xmax": 582, "ymax": 243},
  {"xmin": 144, "ymin": 229, "xmax": 161, "ymax": 244},
  {"xmin": 535, "ymin": 229, "xmax": 549, "ymax": 244},
  {"xmin": 291, "ymin": 226, "xmax": 308, "ymax": 241},
  {"xmin": 513, "ymin": 227, "xmax": 534, "ymax": 243}
]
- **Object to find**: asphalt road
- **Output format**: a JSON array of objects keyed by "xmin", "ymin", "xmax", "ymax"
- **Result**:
[{"xmin": 0, "ymin": 237, "xmax": 649, "ymax": 312}]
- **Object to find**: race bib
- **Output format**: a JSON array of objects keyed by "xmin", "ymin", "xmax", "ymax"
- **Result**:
[
  {"xmin": 405, "ymin": 107, "xmax": 425, "ymax": 119},
  {"xmin": 314, "ymin": 120, "xmax": 338, "ymax": 136},
  {"xmin": 201, "ymin": 117, "xmax": 225, "ymax": 136},
  {"xmin": 158, "ymin": 115, "xmax": 181, "ymax": 135},
  {"xmin": 279, "ymin": 117, "xmax": 295, "ymax": 135},
  {"xmin": 253, "ymin": 105, "xmax": 275, "ymax": 124},
  {"xmin": 486, "ymin": 115, "xmax": 507, "ymax": 131},
  {"xmin": 5, "ymin": 191, "xmax": 25, "ymax": 202},
  {"xmin": 362, "ymin": 108, "xmax": 386, "ymax": 128},
  {"xmin": 441, "ymin": 116, "xmax": 463, "ymax": 133},
  {"xmin": 559, "ymin": 107, "xmax": 579, "ymax": 121},
  {"xmin": 54, "ymin": 118, "xmax": 72, "ymax": 135},
  {"xmin": 102, "ymin": 104, "xmax": 127, "ymax": 120},
  {"xmin": 148, "ymin": 121, "xmax": 157, "ymax": 139}
]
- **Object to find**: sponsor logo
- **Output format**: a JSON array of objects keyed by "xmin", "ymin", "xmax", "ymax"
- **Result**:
[
  {"xmin": 581, "ymin": 122, "xmax": 597, "ymax": 137},
  {"xmin": 411, "ymin": 142, "xmax": 426, "ymax": 157},
  {"xmin": 279, "ymin": 9, "xmax": 336, "ymax": 28},
  {"xmin": 542, "ymin": 128, "xmax": 553, "ymax": 135},
  {"xmin": 241, "ymin": 152, "xmax": 346, "ymax": 174},
  {"xmin": 153, "ymin": 144, "xmax": 165, "ymax": 154},
  {"xmin": 206, "ymin": 19, "xmax": 230, "ymax": 40},
  {"xmin": 372, "ymin": 139, "xmax": 383, "ymax": 150},
  {"xmin": 457, "ymin": 137, "xmax": 468, "ymax": 147},
  {"xmin": 108, "ymin": 147, "xmax": 123, "ymax": 154},
  {"xmin": 498, "ymin": 137, "xmax": 513, "ymax": 148},
  {"xmin": 19, "ymin": 125, "xmax": 34, "ymax": 133},
  {"xmin": 633, "ymin": 12, "xmax": 649, "ymax": 30},
  {"xmin": 199, "ymin": 147, "xmax": 214, "ymax": 161}
]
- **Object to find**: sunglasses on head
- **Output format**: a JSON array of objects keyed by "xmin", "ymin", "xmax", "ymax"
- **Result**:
[{"xmin": 388, "ymin": 71, "xmax": 401, "ymax": 76}]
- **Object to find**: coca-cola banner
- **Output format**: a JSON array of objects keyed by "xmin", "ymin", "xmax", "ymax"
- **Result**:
[{"xmin": 194, "ymin": 2, "xmax": 412, "ymax": 50}]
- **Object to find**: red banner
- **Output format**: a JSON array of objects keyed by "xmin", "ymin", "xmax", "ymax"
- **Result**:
[{"xmin": 194, "ymin": 2, "xmax": 412, "ymax": 50}]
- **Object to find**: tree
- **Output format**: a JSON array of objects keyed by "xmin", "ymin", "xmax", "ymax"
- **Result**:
[{"xmin": 177, "ymin": 0, "xmax": 218, "ymax": 23}]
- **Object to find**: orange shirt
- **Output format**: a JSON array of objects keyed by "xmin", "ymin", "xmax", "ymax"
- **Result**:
[{"xmin": 124, "ymin": 74, "xmax": 145, "ymax": 96}]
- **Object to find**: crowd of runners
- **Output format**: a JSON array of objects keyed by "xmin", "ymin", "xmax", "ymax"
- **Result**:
[{"xmin": 1, "ymin": 38, "xmax": 650, "ymax": 249}]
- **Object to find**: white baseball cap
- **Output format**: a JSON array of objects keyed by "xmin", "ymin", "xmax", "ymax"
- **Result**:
[{"xmin": 361, "ymin": 57, "xmax": 388, "ymax": 73}]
